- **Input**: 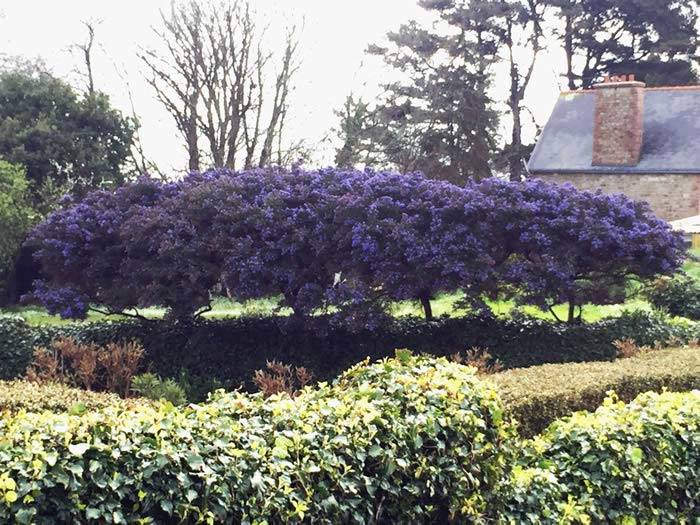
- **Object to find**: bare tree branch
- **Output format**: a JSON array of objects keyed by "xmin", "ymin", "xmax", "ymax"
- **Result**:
[
  {"xmin": 141, "ymin": 0, "xmax": 301, "ymax": 172},
  {"xmin": 70, "ymin": 19, "xmax": 100, "ymax": 96}
]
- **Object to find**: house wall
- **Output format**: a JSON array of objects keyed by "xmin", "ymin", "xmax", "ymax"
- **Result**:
[{"xmin": 532, "ymin": 173, "xmax": 700, "ymax": 222}]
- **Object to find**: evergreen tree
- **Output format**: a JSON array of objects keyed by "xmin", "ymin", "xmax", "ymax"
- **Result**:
[
  {"xmin": 0, "ymin": 160, "xmax": 34, "ymax": 305},
  {"xmin": 337, "ymin": 5, "xmax": 501, "ymax": 183},
  {"xmin": 550, "ymin": 0, "xmax": 699, "ymax": 89},
  {"xmin": 0, "ymin": 67, "xmax": 134, "ymax": 201}
]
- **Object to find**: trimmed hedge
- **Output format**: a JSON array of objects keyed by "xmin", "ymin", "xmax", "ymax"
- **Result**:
[
  {"xmin": 0, "ymin": 354, "xmax": 516, "ymax": 523},
  {"xmin": 504, "ymin": 391, "xmax": 700, "ymax": 523},
  {"xmin": 0, "ymin": 318, "xmax": 36, "ymax": 380},
  {"xmin": 491, "ymin": 346, "xmax": 700, "ymax": 436},
  {"xmin": 0, "ymin": 381, "xmax": 135, "ymax": 414},
  {"xmin": 1, "ymin": 310, "xmax": 697, "ymax": 393},
  {"xmin": 0, "ymin": 357, "xmax": 698, "ymax": 523}
]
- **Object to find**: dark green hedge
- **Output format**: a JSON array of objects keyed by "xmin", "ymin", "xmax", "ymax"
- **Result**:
[{"xmin": 1, "ymin": 311, "xmax": 697, "ymax": 392}]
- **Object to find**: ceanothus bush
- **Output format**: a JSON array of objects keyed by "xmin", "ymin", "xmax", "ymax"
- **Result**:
[
  {"xmin": 473, "ymin": 178, "xmax": 686, "ymax": 323},
  {"xmin": 335, "ymin": 171, "xmax": 498, "ymax": 319},
  {"xmin": 27, "ymin": 169, "xmax": 685, "ymax": 323},
  {"xmin": 168, "ymin": 168, "xmax": 359, "ymax": 317},
  {"xmin": 28, "ymin": 178, "xmax": 177, "ymax": 319}
]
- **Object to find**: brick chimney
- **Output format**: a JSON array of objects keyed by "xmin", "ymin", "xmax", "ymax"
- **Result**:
[{"xmin": 592, "ymin": 74, "xmax": 646, "ymax": 166}]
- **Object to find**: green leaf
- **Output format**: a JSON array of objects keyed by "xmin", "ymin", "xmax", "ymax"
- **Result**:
[
  {"xmin": 368, "ymin": 445, "xmax": 383, "ymax": 458},
  {"xmin": 629, "ymin": 447, "xmax": 644, "ymax": 465},
  {"xmin": 69, "ymin": 402, "xmax": 87, "ymax": 416},
  {"xmin": 68, "ymin": 443, "xmax": 90, "ymax": 457},
  {"xmin": 85, "ymin": 508, "xmax": 102, "ymax": 520}
]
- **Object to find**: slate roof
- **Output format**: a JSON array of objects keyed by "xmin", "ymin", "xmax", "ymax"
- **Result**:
[{"xmin": 528, "ymin": 86, "xmax": 700, "ymax": 174}]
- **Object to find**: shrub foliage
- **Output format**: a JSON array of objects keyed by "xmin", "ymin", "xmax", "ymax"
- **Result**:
[
  {"xmin": 476, "ymin": 178, "xmax": 685, "ymax": 323},
  {"xmin": 0, "ymin": 380, "xmax": 131, "ymax": 415},
  {"xmin": 25, "ymin": 337, "xmax": 144, "ymax": 397},
  {"xmin": 506, "ymin": 391, "xmax": 700, "ymax": 522},
  {"xmin": 28, "ymin": 169, "xmax": 684, "ymax": 322},
  {"xmin": 1, "ymin": 311, "xmax": 697, "ymax": 392},
  {"xmin": 0, "ymin": 354, "xmax": 516, "ymax": 523},
  {"xmin": 0, "ymin": 357, "xmax": 697, "ymax": 523},
  {"xmin": 491, "ymin": 346, "xmax": 700, "ymax": 436},
  {"xmin": 646, "ymin": 273, "xmax": 700, "ymax": 320}
]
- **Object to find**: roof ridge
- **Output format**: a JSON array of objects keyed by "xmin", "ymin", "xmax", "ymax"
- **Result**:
[
  {"xmin": 645, "ymin": 85, "xmax": 700, "ymax": 92},
  {"xmin": 561, "ymin": 85, "xmax": 700, "ymax": 96}
]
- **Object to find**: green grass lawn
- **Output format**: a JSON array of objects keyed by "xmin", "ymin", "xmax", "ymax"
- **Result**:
[
  {"xmin": 4, "ymin": 249, "xmax": 698, "ymax": 326},
  {"xmin": 0, "ymin": 297, "xmax": 287, "ymax": 325},
  {"xmin": 683, "ymin": 248, "xmax": 700, "ymax": 280},
  {"xmin": 0, "ymin": 294, "xmax": 656, "ymax": 326},
  {"xmin": 389, "ymin": 294, "xmax": 653, "ymax": 322}
]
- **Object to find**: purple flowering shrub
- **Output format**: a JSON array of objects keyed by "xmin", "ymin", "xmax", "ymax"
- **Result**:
[
  {"xmin": 175, "ymin": 168, "xmax": 358, "ymax": 317},
  {"xmin": 474, "ymin": 179, "xmax": 686, "ymax": 323},
  {"xmin": 28, "ymin": 178, "xmax": 173, "ymax": 319},
  {"xmin": 336, "ymin": 172, "xmax": 498, "ymax": 319},
  {"xmin": 28, "ymin": 170, "xmax": 685, "ymax": 323}
]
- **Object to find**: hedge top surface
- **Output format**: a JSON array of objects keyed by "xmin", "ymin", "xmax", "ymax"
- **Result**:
[
  {"xmin": 490, "ymin": 346, "xmax": 700, "ymax": 402},
  {"xmin": 0, "ymin": 380, "xmax": 135, "ymax": 414},
  {"xmin": 0, "ymin": 354, "xmax": 515, "ymax": 523},
  {"xmin": 488, "ymin": 346, "xmax": 700, "ymax": 437}
]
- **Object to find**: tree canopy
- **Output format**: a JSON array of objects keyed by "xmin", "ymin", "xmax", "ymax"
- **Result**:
[
  {"xmin": 0, "ymin": 68, "xmax": 135, "ymax": 200},
  {"xmin": 475, "ymin": 178, "xmax": 686, "ymax": 322},
  {"xmin": 336, "ymin": 7, "xmax": 501, "ymax": 184},
  {"xmin": 550, "ymin": 0, "xmax": 699, "ymax": 89}
]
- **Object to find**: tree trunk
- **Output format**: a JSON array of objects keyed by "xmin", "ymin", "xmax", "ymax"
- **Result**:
[
  {"xmin": 567, "ymin": 299, "xmax": 577, "ymax": 325},
  {"xmin": 419, "ymin": 294, "xmax": 433, "ymax": 321},
  {"xmin": 186, "ymin": 93, "xmax": 200, "ymax": 172},
  {"xmin": 509, "ymin": 106, "xmax": 523, "ymax": 182},
  {"xmin": 564, "ymin": 15, "xmax": 576, "ymax": 90}
]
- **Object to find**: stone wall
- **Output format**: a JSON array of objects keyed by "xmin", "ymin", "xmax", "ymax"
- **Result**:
[{"xmin": 533, "ymin": 173, "xmax": 700, "ymax": 222}]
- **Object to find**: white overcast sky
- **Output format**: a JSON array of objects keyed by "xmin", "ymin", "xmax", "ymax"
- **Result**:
[{"xmin": 0, "ymin": 0, "xmax": 564, "ymax": 173}]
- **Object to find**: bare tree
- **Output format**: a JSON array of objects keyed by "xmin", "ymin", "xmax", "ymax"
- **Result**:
[
  {"xmin": 141, "ymin": 0, "xmax": 301, "ymax": 172},
  {"xmin": 141, "ymin": 2, "xmax": 203, "ymax": 172},
  {"xmin": 257, "ymin": 27, "xmax": 300, "ymax": 167},
  {"xmin": 71, "ymin": 21, "xmax": 162, "ymax": 179},
  {"xmin": 73, "ymin": 20, "xmax": 98, "ymax": 96},
  {"xmin": 123, "ymin": 77, "xmax": 166, "ymax": 180}
]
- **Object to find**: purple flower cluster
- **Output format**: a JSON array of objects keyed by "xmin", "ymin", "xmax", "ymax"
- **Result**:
[{"xmin": 27, "ymin": 169, "xmax": 685, "ymax": 322}]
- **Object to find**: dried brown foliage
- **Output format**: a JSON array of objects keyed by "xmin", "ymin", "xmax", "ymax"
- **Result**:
[
  {"xmin": 58, "ymin": 339, "xmax": 99, "ymax": 389},
  {"xmin": 613, "ymin": 339, "xmax": 650, "ymax": 359},
  {"xmin": 98, "ymin": 341, "xmax": 145, "ymax": 397},
  {"xmin": 253, "ymin": 360, "xmax": 313, "ymax": 398},
  {"xmin": 25, "ymin": 346, "xmax": 63, "ymax": 384},
  {"xmin": 451, "ymin": 348, "xmax": 504, "ymax": 375},
  {"xmin": 25, "ymin": 338, "xmax": 144, "ymax": 397}
]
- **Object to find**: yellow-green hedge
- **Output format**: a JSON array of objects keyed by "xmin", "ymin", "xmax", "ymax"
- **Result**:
[
  {"xmin": 0, "ymin": 354, "xmax": 515, "ymax": 523},
  {"xmin": 502, "ymin": 391, "xmax": 700, "ymax": 523},
  {"xmin": 0, "ymin": 381, "xmax": 135, "ymax": 415},
  {"xmin": 1, "ymin": 355, "xmax": 698, "ymax": 523},
  {"xmin": 490, "ymin": 347, "xmax": 700, "ymax": 436}
]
